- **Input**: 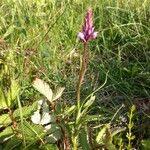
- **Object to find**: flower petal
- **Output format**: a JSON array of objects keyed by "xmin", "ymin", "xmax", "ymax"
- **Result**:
[
  {"xmin": 92, "ymin": 32, "xmax": 98, "ymax": 39},
  {"xmin": 78, "ymin": 32, "xmax": 86, "ymax": 42}
]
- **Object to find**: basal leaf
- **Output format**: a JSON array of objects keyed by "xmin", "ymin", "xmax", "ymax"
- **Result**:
[
  {"xmin": 13, "ymin": 101, "xmax": 38, "ymax": 120},
  {"xmin": 3, "ymin": 136, "xmax": 21, "ymax": 150},
  {"xmin": 83, "ymin": 95, "xmax": 95, "ymax": 109},
  {"xmin": 0, "ymin": 114, "xmax": 11, "ymax": 126},
  {"xmin": 0, "ymin": 126, "xmax": 14, "ymax": 143},
  {"xmin": 79, "ymin": 128, "xmax": 90, "ymax": 150},
  {"xmin": 18, "ymin": 121, "xmax": 45, "ymax": 142},
  {"xmin": 63, "ymin": 105, "xmax": 76, "ymax": 118},
  {"xmin": 96, "ymin": 126, "xmax": 107, "ymax": 144},
  {"xmin": 45, "ymin": 124, "xmax": 61, "ymax": 144},
  {"xmin": 96, "ymin": 125, "xmax": 116, "ymax": 150},
  {"xmin": 0, "ymin": 87, "xmax": 8, "ymax": 109},
  {"xmin": 7, "ymin": 79, "xmax": 20, "ymax": 108},
  {"xmin": 81, "ymin": 95, "xmax": 95, "ymax": 115}
]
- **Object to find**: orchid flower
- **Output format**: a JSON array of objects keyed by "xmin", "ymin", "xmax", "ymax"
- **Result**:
[{"xmin": 78, "ymin": 8, "xmax": 98, "ymax": 43}]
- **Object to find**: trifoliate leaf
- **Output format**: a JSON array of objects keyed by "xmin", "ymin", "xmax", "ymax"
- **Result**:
[
  {"xmin": 52, "ymin": 87, "xmax": 65, "ymax": 101},
  {"xmin": 33, "ymin": 78, "xmax": 53, "ymax": 102}
]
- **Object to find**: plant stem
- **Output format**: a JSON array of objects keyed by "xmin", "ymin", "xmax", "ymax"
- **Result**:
[
  {"xmin": 76, "ymin": 42, "xmax": 89, "ymax": 109},
  {"xmin": 72, "ymin": 134, "xmax": 78, "ymax": 150},
  {"xmin": 74, "ymin": 42, "xmax": 89, "ymax": 149}
]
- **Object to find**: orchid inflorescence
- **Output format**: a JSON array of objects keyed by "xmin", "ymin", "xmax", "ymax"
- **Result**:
[{"xmin": 78, "ymin": 7, "xmax": 98, "ymax": 43}]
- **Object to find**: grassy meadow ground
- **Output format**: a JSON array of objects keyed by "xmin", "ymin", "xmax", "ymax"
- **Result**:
[{"xmin": 0, "ymin": 0, "xmax": 150, "ymax": 149}]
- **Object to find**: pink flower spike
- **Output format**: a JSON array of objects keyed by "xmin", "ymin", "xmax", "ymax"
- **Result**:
[{"xmin": 78, "ymin": 7, "xmax": 98, "ymax": 43}]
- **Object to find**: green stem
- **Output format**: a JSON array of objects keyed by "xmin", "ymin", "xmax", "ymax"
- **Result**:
[
  {"xmin": 74, "ymin": 42, "xmax": 89, "ymax": 149},
  {"xmin": 72, "ymin": 134, "xmax": 78, "ymax": 150},
  {"xmin": 76, "ymin": 42, "xmax": 88, "ymax": 109}
]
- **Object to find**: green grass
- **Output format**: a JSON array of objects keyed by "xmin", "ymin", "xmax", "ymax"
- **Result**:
[{"xmin": 0, "ymin": 0, "xmax": 150, "ymax": 149}]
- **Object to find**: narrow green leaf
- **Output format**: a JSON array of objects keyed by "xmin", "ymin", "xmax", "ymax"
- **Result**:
[
  {"xmin": 0, "ymin": 87, "xmax": 8, "ymax": 109},
  {"xmin": 81, "ymin": 95, "xmax": 95, "ymax": 116},
  {"xmin": 63, "ymin": 105, "xmax": 76, "ymax": 117},
  {"xmin": 3, "ymin": 25, "xmax": 15, "ymax": 39},
  {"xmin": 83, "ymin": 95, "xmax": 95, "ymax": 109},
  {"xmin": 96, "ymin": 126, "xmax": 107, "ymax": 144},
  {"xmin": 111, "ymin": 127, "xmax": 126, "ymax": 137},
  {"xmin": 7, "ymin": 79, "xmax": 20, "ymax": 107}
]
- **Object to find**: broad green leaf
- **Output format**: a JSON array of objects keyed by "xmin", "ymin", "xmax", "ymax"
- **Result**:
[
  {"xmin": 3, "ymin": 136, "xmax": 21, "ymax": 150},
  {"xmin": 104, "ymin": 127, "xmax": 116, "ymax": 150},
  {"xmin": 21, "ymin": 121, "xmax": 61, "ymax": 145},
  {"xmin": 0, "ymin": 126, "xmax": 14, "ymax": 143},
  {"xmin": 13, "ymin": 101, "xmax": 38, "ymax": 120},
  {"xmin": 0, "ymin": 101, "xmax": 38, "ymax": 126},
  {"xmin": 0, "ymin": 114, "xmax": 11, "ymax": 126},
  {"xmin": 0, "ymin": 79, "xmax": 20, "ymax": 109},
  {"xmin": 96, "ymin": 125, "xmax": 116, "ymax": 150},
  {"xmin": 41, "ymin": 123, "xmax": 62, "ymax": 144},
  {"xmin": 33, "ymin": 78, "xmax": 53, "ymax": 102},
  {"xmin": 45, "ymin": 129, "xmax": 61, "ymax": 144},
  {"xmin": 18, "ymin": 121, "xmax": 45, "ymax": 142},
  {"xmin": 52, "ymin": 87, "xmax": 65, "ymax": 101},
  {"xmin": 79, "ymin": 128, "xmax": 90, "ymax": 150}
]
